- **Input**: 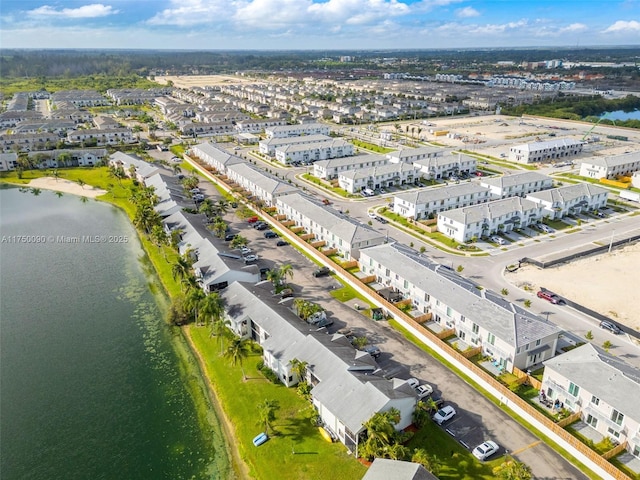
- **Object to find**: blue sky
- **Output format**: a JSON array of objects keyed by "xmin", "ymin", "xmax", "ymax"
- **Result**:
[{"xmin": 1, "ymin": 0, "xmax": 639, "ymax": 50}]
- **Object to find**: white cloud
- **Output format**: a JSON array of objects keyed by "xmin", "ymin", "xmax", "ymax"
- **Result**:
[
  {"xmin": 602, "ymin": 20, "xmax": 640, "ymax": 33},
  {"xmin": 560, "ymin": 23, "xmax": 588, "ymax": 33},
  {"xmin": 235, "ymin": 0, "xmax": 311, "ymax": 29},
  {"xmin": 28, "ymin": 4, "xmax": 118, "ymax": 18},
  {"xmin": 455, "ymin": 6, "xmax": 479, "ymax": 18},
  {"xmin": 147, "ymin": 0, "xmax": 234, "ymax": 26}
]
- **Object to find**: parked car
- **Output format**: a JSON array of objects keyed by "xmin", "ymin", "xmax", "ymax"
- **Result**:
[
  {"xmin": 253, "ymin": 221, "xmax": 267, "ymax": 229},
  {"xmin": 276, "ymin": 240, "xmax": 289, "ymax": 247},
  {"xmin": 280, "ymin": 288, "xmax": 294, "ymax": 299},
  {"xmin": 600, "ymin": 321, "xmax": 622, "ymax": 334},
  {"xmin": 405, "ymin": 378, "xmax": 420, "ymax": 389},
  {"xmin": 307, "ymin": 311, "xmax": 327, "ymax": 325},
  {"xmin": 240, "ymin": 247, "xmax": 252, "ymax": 255},
  {"xmin": 314, "ymin": 317, "xmax": 334, "ymax": 328},
  {"xmin": 472, "ymin": 441, "xmax": 499, "ymax": 461},
  {"xmin": 313, "ymin": 266, "xmax": 331, "ymax": 277},
  {"xmin": 375, "ymin": 216, "xmax": 388, "ymax": 224},
  {"xmin": 337, "ymin": 327, "xmax": 354, "ymax": 338},
  {"xmin": 595, "ymin": 211, "xmax": 607, "ymax": 218},
  {"xmin": 322, "ymin": 198, "xmax": 331, "ymax": 205},
  {"xmin": 416, "ymin": 384, "xmax": 434, "ymax": 399},
  {"xmin": 255, "ymin": 223, "xmax": 268, "ymax": 231},
  {"xmin": 537, "ymin": 290, "xmax": 562, "ymax": 304},
  {"xmin": 538, "ymin": 223, "xmax": 553, "ymax": 233},
  {"xmin": 432, "ymin": 405, "xmax": 456, "ymax": 425},
  {"xmin": 490, "ymin": 235, "xmax": 506, "ymax": 245},
  {"xmin": 224, "ymin": 233, "xmax": 236, "ymax": 242},
  {"xmin": 368, "ymin": 211, "xmax": 377, "ymax": 219},
  {"xmin": 364, "ymin": 345, "xmax": 381, "ymax": 359},
  {"xmin": 247, "ymin": 216, "xmax": 259, "ymax": 223},
  {"xmin": 193, "ymin": 194, "xmax": 205, "ymax": 202},
  {"xmin": 243, "ymin": 254, "xmax": 258, "ymax": 263},
  {"xmin": 264, "ymin": 231, "xmax": 278, "ymax": 239}
]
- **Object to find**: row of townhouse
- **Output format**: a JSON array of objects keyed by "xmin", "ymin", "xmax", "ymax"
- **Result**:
[
  {"xmin": 189, "ymin": 142, "xmax": 243, "ymax": 172},
  {"xmin": 235, "ymin": 118, "xmax": 287, "ymax": 134},
  {"xmin": 411, "ymin": 152, "xmax": 477, "ymax": 180},
  {"xmin": 276, "ymin": 192, "xmax": 386, "ymax": 260},
  {"xmin": 436, "ymin": 183, "xmax": 609, "ymax": 242},
  {"xmin": 387, "ymin": 146, "xmax": 442, "ymax": 164},
  {"xmin": 275, "ymin": 139, "xmax": 353, "ymax": 165},
  {"xmin": 313, "ymin": 154, "xmax": 389, "ymax": 180},
  {"xmin": 225, "ymin": 162, "xmax": 299, "ymax": 206},
  {"xmin": 11, "ymin": 120, "xmax": 76, "ymax": 135},
  {"xmin": 180, "ymin": 122, "xmax": 236, "ymax": 137},
  {"xmin": 393, "ymin": 183, "xmax": 493, "ymax": 220},
  {"xmin": 109, "ymin": 151, "xmax": 160, "ymax": 183},
  {"xmin": 509, "ymin": 138, "xmax": 584, "ymax": 164},
  {"xmin": 0, "ymin": 132, "xmax": 59, "ymax": 153},
  {"xmin": 67, "ymin": 128, "xmax": 135, "ymax": 146},
  {"xmin": 0, "ymin": 110, "xmax": 43, "ymax": 128},
  {"xmin": 338, "ymin": 162, "xmax": 419, "ymax": 194},
  {"xmin": 50, "ymin": 89, "xmax": 109, "ymax": 107},
  {"xmin": 578, "ymin": 152, "xmax": 640, "ymax": 180},
  {"xmin": 542, "ymin": 343, "xmax": 640, "ymax": 459},
  {"xmin": 359, "ymin": 242, "xmax": 562, "ymax": 372},
  {"xmin": 265, "ymin": 122, "xmax": 330, "ymax": 139},
  {"xmin": 259, "ymin": 134, "xmax": 333, "ymax": 156},
  {"xmin": 480, "ymin": 171, "xmax": 553, "ymax": 199},
  {"xmin": 106, "ymin": 88, "xmax": 170, "ymax": 105},
  {"xmin": 222, "ymin": 281, "xmax": 417, "ymax": 454},
  {"xmin": 26, "ymin": 148, "xmax": 108, "ymax": 169}
]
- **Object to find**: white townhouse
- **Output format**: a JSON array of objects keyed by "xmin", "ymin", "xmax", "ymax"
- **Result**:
[
  {"xmin": 386, "ymin": 146, "xmax": 443, "ymax": 164},
  {"xmin": 225, "ymin": 162, "xmax": 298, "ymax": 206},
  {"xmin": 412, "ymin": 152, "xmax": 477, "ymax": 180},
  {"xmin": 338, "ymin": 163, "xmax": 420, "ymax": 194},
  {"xmin": 542, "ymin": 344, "xmax": 640, "ymax": 458},
  {"xmin": 275, "ymin": 139, "xmax": 353, "ymax": 165},
  {"xmin": 27, "ymin": 148, "xmax": 107, "ymax": 169},
  {"xmin": 276, "ymin": 193, "xmax": 386, "ymax": 260},
  {"xmin": 393, "ymin": 183, "xmax": 492, "ymax": 220},
  {"xmin": 437, "ymin": 197, "xmax": 544, "ymax": 243},
  {"xmin": 265, "ymin": 122, "xmax": 330, "ymax": 139},
  {"xmin": 220, "ymin": 281, "xmax": 417, "ymax": 454},
  {"xmin": 258, "ymin": 134, "xmax": 332, "ymax": 157},
  {"xmin": 144, "ymin": 173, "xmax": 183, "ymax": 218},
  {"xmin": 0, "ymin": 153, "xmax": 19, "ymax": 171},
  {"xmin": 359, "ymin": 243, "xmax": 562, "ymax": 373},
  {"xmin": 181, "ymin": 121, "xmax": 236, "ymax": 137},
  {"xmin": 189, "ymin": 142, "xmax": 243, "ymax": 174},
  {"xmin": 109, "ymin": 151, "xmax": 160, "ymax": 183},
  {"xmin": 363, "ymin": 459, "xmax": 438, "ymax": 480},
  {"xmin": 67, "ymin": 128, "xmax": 134, "ymax": 146},
  {"xmin": 526, "ymin": 184, "xmax": 609, "ymax": 219},
  {"xmin": 235, "ymin": 118, "xmax": 287, "ymax": 134},
  {"xmin": 0, "ymin": 132, "xmax": 59, "ymax": 153},
  {"xmin": 578, "ymin": 152, "xmax": 640, "ymax": 180},
  {"xmin": 162, "ymin": 212, "xmax": 259, "ymax": 292},
  {"xmin": 313, "ymin": 154, "xmax": 389, "ymax": 180},
  {"xmin": 509, "ymin": 138, "xmax": 584, "ymax": 164},
  {"xmin": 480, "ymin": 171, "xmax": 553, "ymax": 199},
  {"xmin": 13, "ymin": 120, "xmax": 76, "ymax": 135}
]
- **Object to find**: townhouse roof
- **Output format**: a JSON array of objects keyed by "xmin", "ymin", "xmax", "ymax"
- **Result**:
[
  {"xmin": 314, "ymin": 154, "xmax": 388, "ymax": 171},
  {"xmin": 277, "ymin": 193, "xmax": 385, "ymax": 247},
  {"xmin": 394, "ymin": 183, "xmax": 490, "ymax": 206},
  {"xmin": 110, "ymin": 151, "xmax": 159, "ymax": 179},
  {"xmin": 277, "ymin": 139, "xmax": 350, "ymax": 154},
  {"xmin": 363, "ymin": 458, "xmax": 438, "ymax": 480},
  {"xmin": 439, "ymin": 196, "xmax": 540, "ymax": 225},
  {"xmin": 339, "ymin": 162, "xmax": 417, "ymax": 181},
  {"xmin": 360, "ymin": 243, "xmax": 560, "ymax": 348},
  {"xmin": 260, "ymin": 134, "xmax": 331, "ymax": 147},
  {"xmin": 267, "ymin": 122, "xmax": 327, "ymax": 134},
  {"xmin": 526, "ymin": 183, "xmax": 608, "ymax": 204},
  {"xmin": 191, "ymin": 142, "xmax": 243, "ymax": 168},
  {"xmin": 544, "ymin": 343, "xmax": 640, "ymax": 422},
  {"xmin": 387, "ymin": 146, "xmax": 443, "ymax": 161},
  {"xmin": 512, "ymin": 138, "xmax": 583, "ymax": 152},
  {"xmin": 226, "ymin": 162, "xmax": 298, "ymax": 197},
  {"xmin": 480, "ymin": 171, "xmax": 552, "ymax": 189},
  {"xmin": 579, "ymin": 151, "xmax": 640, "ymax": 168}
]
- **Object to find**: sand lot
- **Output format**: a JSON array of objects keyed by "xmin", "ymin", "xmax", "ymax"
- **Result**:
[
  {"xmin": 27, "ymin": 177, "xmax": 107, "ymax": 198},
  {"xmin": 154, "ymin": 75, "xmax": 253, "ymax": 89},
  {"xmin": 509, "ymin": 242, "xmax": 640, "ymax": 331}
]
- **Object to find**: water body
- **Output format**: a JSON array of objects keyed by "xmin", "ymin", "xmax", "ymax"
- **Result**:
[
  {"xmin": 0, "ymin": 186, "xmax": 230, "ymax": 480},
  {"xmin": 600, "ymin": 109, "xmax": 640, "ymax": 121}
]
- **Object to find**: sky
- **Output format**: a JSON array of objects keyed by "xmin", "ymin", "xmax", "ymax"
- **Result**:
[{"xmin": 1, "ymin": 0, "xmax": 639, "ymax": 50}]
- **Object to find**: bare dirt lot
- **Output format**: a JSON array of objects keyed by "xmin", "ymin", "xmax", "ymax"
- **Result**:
[
  {"xmin": 510, "ymin": 242, "xmax": 640, "ymax": 331},
  {"xmin": 154, "ymin": 75, "xmax": 254, "ymax": 89}
]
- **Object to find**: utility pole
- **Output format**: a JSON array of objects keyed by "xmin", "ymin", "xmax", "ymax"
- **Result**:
[{"xmin": 608, "ymin": 229, "xmax": 615, "ymax": 253}]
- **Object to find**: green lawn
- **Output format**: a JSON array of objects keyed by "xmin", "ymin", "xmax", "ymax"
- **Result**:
[
  {"xmin": 330, "ymin": 285, "xmax": 374, "ymax": 308},
  {"xmin": 188, "ymin": 328, "xmax": 367, "ymax": 480}
]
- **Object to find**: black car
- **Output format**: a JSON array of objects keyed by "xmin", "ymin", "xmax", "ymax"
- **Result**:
[
  {"xmin": 253, "ymin": 221, "xmax": 267, "ymax": 229},
  {"xmin": 224, "ymin": 233, "xmax": 236, "ymax": 242},
  {"xmin": 255, "ymin": 224, "xmax": 268, "ymax": 231},
  {"xmin": 276, "ymin": 240, "xmax": 289, "ymax": 247},
  {"xmin": 313, "ymin": 266, "xmax": 331, "ymax": 277},
  {"xmin": 264, "ymin": 231, "xmax": 278, "ymax": 239},
  {"xmin": 600, "ymin": 321, "xmax": 622, "ymax": 334}
]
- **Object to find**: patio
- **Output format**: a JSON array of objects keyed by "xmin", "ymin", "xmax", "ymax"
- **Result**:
[{"xmin": 480, "ymin": 359, "xmax": 505, "ymax": 376}]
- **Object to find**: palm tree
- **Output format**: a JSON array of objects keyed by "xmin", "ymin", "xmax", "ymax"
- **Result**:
[
  {"xmin": 411, "ymin": 449, "xmax": 440, "ymax": 474},
  {"xmin": 211, "ymin": 219, "xmax": 228, "ymax": 238},
  {"xmin": 150, "ymin": 224, "xmax": 169, "ymax": 252},
  {"xmin": 199, "ymin": 292, "xmax": 225, "ymax": 328},
  {"xmin": 211, "ymin": 317, "xmax": 232, "ymax": 353},
  {"xmin": 230, "ymin": 235, "xmax": 248, "ymax": 249},
  {"xmin": 172, "ymin": 164, "xmax": 182, "ymax": 176},
  {"xmin": 256, "ymin": 399, "xmax": 280, "ymax": 436},
  {"xmin": 494, "ymin": 457, "xmax": 532, "ymax": 480},
  {"xmin": 385, "ymin": 443, "xmax": 409, "ymax": 460},
  {"xmin": 76, "ymin": 178, "xmax": 86, "ymax": 190},
  {"xmin": 224, "ymin": 337, "xmax": 251, "ymax": 380},
  {"xmin": 185, "ymin": 288, "xmax": 205, "ymax": 326},
  {"xmin": 172, "ymin": 254, "xmax": 193, "ymax": 287},
  {"xmin": 288, "ymin": 358, "xmax": 308, "ymax": 384},
  {"xmin": 30, "ymin": 187, "xmax": 42, "ymax": 196},
  {"xmin": 199, "ymin": 198, "xmax": 216, "ymax": 218},
  {"xmin": 54, "ymin": 191, "xmax": 64, "ymax": 198},
  {"xmin": 51, "ymin": 169, "xmax": 61, "ymax": 182},
  {"xmin": 278, "ymin": 263, "xmax": 293, "ymax": 282},
  {"xmin": 360, "ymin": 409, "xmax": 400, "ymax": 460},
  {"xmin": 214, "ymin": 199, "xmax": 230, "ymax": 216},
  {"xmin": 57, "ymin": 152, "xmax": 72, "ymax": 167}
]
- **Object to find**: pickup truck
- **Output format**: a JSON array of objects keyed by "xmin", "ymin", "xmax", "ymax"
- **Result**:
[{"xmin": 313, "ymin": 266, "xmax": 331, "ymax": 277}]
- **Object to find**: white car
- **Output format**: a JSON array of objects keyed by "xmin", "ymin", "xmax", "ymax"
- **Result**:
[
  {"xmin": 405, "ymin": 378, "xmax": 420, "ymax": 389},
  {"xmin": 368, "ymin": 211, "xmax": 377, "ymax": 219},
  {"xmin": 432, "ymin": 405, "xmax": 456, "ymax": 425},
  {"xmin": 538, "ymin": 224, "xmax": 553, "ymax": 233},
  {"xmin": 243, "ymin": 254, "xmax": 258, "ymax": 263},
  {"xmin": 490, "ymin": 235, "xmax": 506, "ymax": 245},
  {"xmin": 472, "ymin": 441, "xmax": 499, "ymax": 460},
  {"xmin": 416, "ymin": 384, "xmax": 434, "ymax": 399},
  {"xmin": 240, "ymin": 247, "xmax": 252, "ymax": 255}
]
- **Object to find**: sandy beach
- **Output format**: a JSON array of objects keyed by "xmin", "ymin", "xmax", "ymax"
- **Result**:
[
  {"xmin": 27, "ymin": 177, "xmax": 107, "ymax": 198},
  {"xmin": 508, "ymin": 242, "xmax": 640, "ymax": 331}
]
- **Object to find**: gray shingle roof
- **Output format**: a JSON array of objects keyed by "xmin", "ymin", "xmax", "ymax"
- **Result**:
[
  {"xmin": 362, "ymin": 458, "xmax": 438, "ymax": 480},
  {"xmin": 394, "ymin": 182, "xmax": 489, "ymax": 206},
  {"xmin": 226, "ymin": 162, "xmax": 298, "ymax": 197},
  {"xmin": 440, "ymin": 196, "xmax": 540, "ymax": 225},
  {"xmin": 526, "ymin": 183, "xmax": 608, "ymax": 204},
  {"xmin": 480, "ymin": 171, "xmax": 551, "ymax": 188}
]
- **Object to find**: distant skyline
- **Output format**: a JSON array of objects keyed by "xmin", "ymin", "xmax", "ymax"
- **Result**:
[{"xmin": 1, "ymin": 0, "xmax": 639, "ymax": 51}]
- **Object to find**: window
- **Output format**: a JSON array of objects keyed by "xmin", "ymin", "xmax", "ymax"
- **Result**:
[
  {"xmin": 568, "ymin": 382, "xmax": 580, "ymax": 397},
  {"xmin": 608, "ymin": 427, "xmax": 621, "ymax": 439},
  {"xmin": 536, "ymin": 339, "xmax": 541, "ymax": 346},
  {"xmin": 611, "ymin": 410, "xmax": 624, "ymax": 426},
  {"xmin": 591, "ymin": 395, "xmax": 600, "ymax": 406},
  {"xmin": 487, "ymin": 333, "xmax": 495, "ymax": 346},
  {"xmin": 472, "ymin": 323, "xmax": 479, "ymax": 334},
  {"xmin": 403, "ymin": 280, "xmax": 408, "ymax": 289},
  {"xmin": 446, "ymin": 306, "xmax": 452, "ymax": 317}
]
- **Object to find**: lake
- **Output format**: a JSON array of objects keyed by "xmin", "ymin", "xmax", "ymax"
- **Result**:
[
  {"xmin": 600, "ymin": 109, "xmax": 640, "ymax": 121},
  {"xmin": 0, "ymin": 186, "xmax": 231, "ymax": 480}
]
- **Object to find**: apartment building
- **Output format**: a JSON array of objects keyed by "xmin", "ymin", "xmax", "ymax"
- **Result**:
[
  {"xmin": 480, "ymin": 171, "xmax": 553, "ymax": 199},
  {"xmin": 275, "ymin": 139, "xmax": 353, "ymax": 165},
  {"xmin": 359, "ymin": 243, "xmax": 561, "ymax": 372},
  {"xmin": 412, "ymin": 152, "xmax": 477, "ymax": 180},
  {"xmin": 313, "ymin": 154, "xmax": 389, "ymax": 180},
  {"xmin": 338, "ymin": 162, "xmax": 419, "ymax": 194},
  {"xmin": 526, "ymin": 184, "xmax": 609, "ymax": 219},
  {"xmin": 259, "ymin": 134, "xmax": 333, "ymax": 157},
  {"xmin": 0, "ymin": 132, "xmax": 59, "ymax": 153},
  {"xmin": 67, "ymin": 128, "xmax": 134, "ymax": 146},
  {"xmin": 386, "ymin": 146, "xmax": 443, "ymax": 164},
  {"xmin": 265, "ymin": 122, "xmax": 330, "ymax": 139},
  {"xmin": 189, "ymin": 142, "xmax": 243, "ymax": 173},
  {"xmin": 393, "ymin": 183, "xmax": 492, "ymax": 220},
  {"xmin": 225, "ymin": 161, "xmax": 298, "ymax": 206},
  {"xmin": 509, "ymin": 138, "xmax": 584, "ymax": 164},
  {"xmin": 578, "ymin": 152, "xmax": 640, "ymax": 180}
]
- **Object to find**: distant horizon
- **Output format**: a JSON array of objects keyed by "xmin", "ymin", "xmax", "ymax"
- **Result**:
[{"xmin": 1, "ymin": 0, "xmax": 639, "ymax": 50}]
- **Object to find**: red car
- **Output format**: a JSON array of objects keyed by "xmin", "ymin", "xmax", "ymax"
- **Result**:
[
  {"xmin": 247, "ymin": 216, "xmax": 259, "ymax": 223},
  {"xmin": 537, "ymin": 290, "xmax": 560, "ymax": 304}
]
